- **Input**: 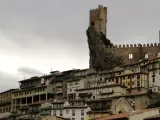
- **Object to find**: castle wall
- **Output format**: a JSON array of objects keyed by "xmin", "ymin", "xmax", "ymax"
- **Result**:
[{"xmin": 105, "ymin": 43, "xmax": 160, "ymax": 65}]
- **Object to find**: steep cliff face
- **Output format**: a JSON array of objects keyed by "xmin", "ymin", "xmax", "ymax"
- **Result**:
[{"xmin": 86, "ymin": 24, "xmax": 124, "ymax": 71}]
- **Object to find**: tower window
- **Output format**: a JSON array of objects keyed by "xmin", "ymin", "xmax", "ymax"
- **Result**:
[
  {"xmin": 91, "ymin": 21, "xmax": 95, "ymax": 26},
  {"xmin": 145, "ymin": 53, "xmax": 148, "ymax": 58},
  {"xmin": 129, "ymin": 54, "xmax": 133, "ymax": 59}
]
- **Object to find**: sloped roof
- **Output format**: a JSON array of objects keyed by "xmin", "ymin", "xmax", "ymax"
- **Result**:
[
  {"xmin": 96, "ymin": 113, "xmax": 128, "ymax": 120},
  {"xmin": 144, "ymin": 114, "xmax": 160, "ymax": 120}
]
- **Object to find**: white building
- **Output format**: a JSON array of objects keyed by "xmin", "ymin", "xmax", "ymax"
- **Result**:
[
  {"xmin": 148, "ymin": 55, "xmax": 160, "ymax": 92},
  {"xmin": 40, "ymin": 100, "xmax": 91, "ymax": 120},
  {"xmin": 67, "ymin": 77, "xmax": 87, "ymax": 100}
]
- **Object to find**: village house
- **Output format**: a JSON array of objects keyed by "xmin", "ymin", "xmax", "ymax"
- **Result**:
[
  {"xmin": 40, "ymin": 100, "xmax": 91, "ymax": 120},
  {"xmin": 148, "ymin": 56, "xmax": 160, "ymax": 92},
  {"xmin": 0, "ymin": 89, "xmax": 18, "ymax": 113}
]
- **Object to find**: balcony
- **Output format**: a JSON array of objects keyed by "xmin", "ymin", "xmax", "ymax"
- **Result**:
[
  {"xmin": 56, "ymin": 88, "xmax": 63, "ymax": 93},
  {"xmin": 79, "ymin": 92, "xmax": 92, "ymax": 97},
  {"xmin": 20, "ymin": 84, "xmax": 36, "ymax": 89},
  {"xmin": 56, "ymin": 82, "xmax": 63, "ymax": 87},
  {"xmin": 28, "ymin": 108, "xmax": 40, "ymax": 114},
  {"xmin": 40, "ymin": 110, "xmax": 51, "ymax": 116},
  {"xmin": 19, "ymin": 104, "xmax": 29, "ymax": 110},
  {"xmin": 100, "ymin": 90, "xmax": 114, "ymax": 95},
  {"xmin": 0, "ymin": 99, "xmax": 11, "ymax": 106}
]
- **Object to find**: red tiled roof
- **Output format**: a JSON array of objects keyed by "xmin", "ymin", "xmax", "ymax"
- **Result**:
[
  {"xmin": 97, "ymin": 113, "xmax": 128, "ymax": 120},
  {"xmin": 144, "ymin": 114, "xmax": 160, "ymax": 120}
]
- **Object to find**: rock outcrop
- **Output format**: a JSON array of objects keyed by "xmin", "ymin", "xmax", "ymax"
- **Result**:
[{"xmin": 86, "ymin": 22, "xmax": 124, "ymax": 71}]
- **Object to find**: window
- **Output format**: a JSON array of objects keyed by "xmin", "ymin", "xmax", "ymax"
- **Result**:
[
  {"xmin": 53, "ymin": 110, "xmax": 56, "ymax": 116},
  {"xmin": 137, "ymin": 75, "xmax": 140, "ymax": 79},
  {"xmin": 81, "ymin": 118, "xmax": 84, "ymax": 120},
  {"xmin": 107, "ymin": 105, "xmax": 111, "ymax": 109},
  {"xmin": 75, "ymin": 82, "xmax": 79, "ymax": 85},
  {"xmin": 60, "ymin": 110, "xmax": 63, "ymax": 116},
  {"xmin": 116, "ymin": 78, "xmax": 118, "ymax": 83},
  {"xmin": 128, "ymin": 89, "xmax": 131, "ymax": 93},
  {"xmin": 137, "ymin": 81, "xmax": 140, "ymax": 87},
  {"xmin": 129, "ymin": 53, "xmax": 133, "ymax": 59},
  {"xmin": 72, "ymin": 110, "xmax": 75, "ymax": 116},
  {"xmin": 66, "ymin": 110, "xmax": 69, "ymax": 114},
  {"xmin": 81, "ymin": 110, "xmax": 84, "ymax": 116},
  {"xmin": 153, "ymin": 78, "xmax": 155, "ymax": 83},
  {"xmin": 72, "ymin": 118, "xmax": 75, "ymax": 120},
  {"xmin": 70, "ymin": 89, "xmax": 72, "ymax": 92},
  {"xmin": 132, "ymin": 97, "xmax": 135, "ymax": 101},
  {"xmin": 145, "ymin": 53, "xmax": 148, "ymax": 58},
  {"xmin": 93, "ymin": 96, "xmax": 95, "ymax": 99}
]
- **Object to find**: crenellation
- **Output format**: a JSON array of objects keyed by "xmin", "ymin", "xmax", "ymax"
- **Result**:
[
  {"xmin": 138, "ymin": 43, "xmax": 142, "ymax": 47},
  {"xmin": 106, "ymin": 43, "xmax": 159, "ymax": 49},
  {"xmin": 143, "ymin": 44, "xmax": 146, "ymax": 47},
  {"xmin": 105, "ymin": 42, "xmax": 159, "ymax": 65},
  {"xmin": 104, "ymin": 7, "xmax": 107, "ymax": 10},
  {"xmin": 90, "ymin": 8, "xmax": 98, "ymax": 12},
  {"xmin": 98, "ymin": 5, "xmax": 103, "ymax": 8},
  {"xmin": 154, "ymin": 43, "xmax": 158, "ymax": 46},
  {"xmin": 130, "ymin": 44, "xmax": 133, "ymax": 47}
]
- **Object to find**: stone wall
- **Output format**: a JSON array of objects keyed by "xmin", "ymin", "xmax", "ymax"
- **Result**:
[{"xmin": 106, "ymin": 43, "xmax": 160, "ymax": 65}]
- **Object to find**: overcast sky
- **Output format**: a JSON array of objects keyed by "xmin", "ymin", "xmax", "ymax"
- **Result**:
[{"xmin": 0, "ymin": 0, "xmax": 160, "ymax": 92}]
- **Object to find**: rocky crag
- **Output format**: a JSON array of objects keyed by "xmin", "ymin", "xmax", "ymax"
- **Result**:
[{"xmin": 86, "ymin": 22, "xmax": 124, "ymax": 71}]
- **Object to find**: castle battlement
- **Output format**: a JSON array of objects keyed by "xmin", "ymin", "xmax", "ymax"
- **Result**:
[
  {"xmin": 106, "ymin": 43, "xmax": 160, "ymax": 48},
  {"xmin": 90, "ymin": 6, "xmax": 107, "ymax": 13}
]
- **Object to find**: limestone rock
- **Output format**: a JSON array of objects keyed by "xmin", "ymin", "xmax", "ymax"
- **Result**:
[{"xmin": 86, "ymin": 24, "xmax": 124, "ymax": 71}]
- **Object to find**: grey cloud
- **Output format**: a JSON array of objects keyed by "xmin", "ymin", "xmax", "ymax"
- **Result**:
[
  {"xmin": 17, "ymin": 67, "xmax": 43, "ymax": 78},
  {"xmin": 1, "ymin": 0, "xmax": 160, "ymax": 91}
]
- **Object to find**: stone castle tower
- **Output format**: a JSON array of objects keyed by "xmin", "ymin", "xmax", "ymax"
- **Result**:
[
  {"xmin": 90, "ymin": 5, "xmax": 107, "ymax": 36},
  {"xmin": 89, "ymin": 5, "xmax": 160, "ymax": 65}
]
